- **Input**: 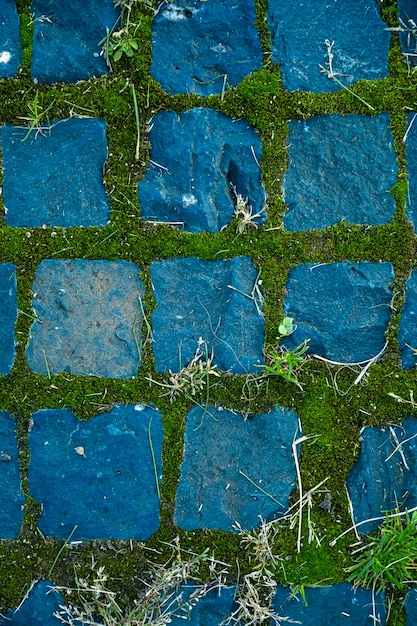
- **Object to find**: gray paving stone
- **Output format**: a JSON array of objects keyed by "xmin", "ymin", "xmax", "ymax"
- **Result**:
[
  {"xmin": 398, "ymin": 0, "xmax": 417, "ymax": 69},
  {"xmin": 150, "ymin": 0, "xmax": 262, "ymax": 96},
  {"xmin": 1, "ymin": 118, "xmax": 110, "ymax": 228},
  {"xmin": 405, "ymin": 589, "xmax": 417, "ymax": 626},
  {"xmin": 26, "ymin": 259, "xmax": 144, "ymax": 378},
  {"xmin": 174, "ymin": 405, "xmax": 300, "ymax": 532},
  {"xmin": 30, "ymin": 0, "xmax": 118, "ymax": 83},
  {"xmin": 282, "ymin": 262, "xmax": 394, "ymax": 363},
  {"xmin": 1, "ymin": 580, "xmax": 73, "ymax": 625},
  {"xmin": 273, "ymin": 584, "xmax": 386, "ymax": 625},
  {"xmin": 405, "ymin": 112, "xmax": 417, "ymax": 231},
  {"xmin": 151, "ymin": 256, "xmax": 264, "ymax": 374},
  {"xmin": 0, "ymin": 263, "xmax": 17, "ymax": 376},
  {"xmin": 398, "ymin": 270, "xmax": 417, "ymax": 369},
  {"xmin": 0, "ymin": 412, "xmax": 24, "ymax": 539},
  {"xmin": 346, "ymin": 419, "xmax": 417, "ymax": 534},
  {"xmin": 138, "ymin": 108, "xmax": 265, "ymax": 233},
  {"xmin": 267, "ymin": 0, "xmax": 390, "ymax": 92},
  {"xmin": 283, "ymin": 114, "xmax": 397, "ymax": 231},
  {"xmin": 0, "ymin": 0, "xmax": 21, "ymax": 78},
  {"xmin": 28, "ymin": 405, "xmax": 163, "ymax": 541}
]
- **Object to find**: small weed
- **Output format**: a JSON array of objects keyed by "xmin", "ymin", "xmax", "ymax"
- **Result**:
[
  {"xmin": 263, "ymin": 339, "xmax": 310, "ymax": 388},
  {"xmin": 233, "ymin": 194, "xmax": 265, "ymax": 236},
  {"xmin": 19, "ymin": 90, "xmax": 55, "ymax": 142}
]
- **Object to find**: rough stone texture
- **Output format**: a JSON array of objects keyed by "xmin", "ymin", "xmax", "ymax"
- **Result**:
[
  {"xmin": 0, "ymin": 263, "xmax": 17, "ymax": 376},
  {"xmin": 398, "ymin": 270, "xmax": 417, "ymax": 369},
  {"xmin": 151, "ymin": 256, "xmax": 264, "ymax": 374},
  {"xmin": 174, "ymin": 405, "xmax": 300, "ymax": 532},
  {"xmin": 28, "ymin": 405, "xmax": 163, "ymax": 541},
  {"xmin": 398, "ymin": 0, "xmax": 417, "ymax": 69},
  {"xmin": 405, "ymin": 112, "xmax": 417, "ymax": 231},
  {"xmin": 267, "ymin": 0, "xmax": 390, "ymax": 92},
  {"xmin": 347, "ymin": 419, "xmax": 417, "ymax": 534},
  {"xmin": 30, "ymin": 0, "xmax": 119, "ymax": 83},
  {"xmin": 139, "ymin": 108, "xmax": 265, "ymax": 233},
  {"xmin": 283, "ymin": 114, "xmax": 397, "ymax": 231},
  {"xmin": 273, "ymin": 584, "xmax": 386, "ymax": 625},
  {"xmin": 1, "ymin": 580, "xmax": 73, "ymax": 625},
  {"xmin": 0, "ymin": 412, "xmax": 24, "ymax": 539},
  {"xmin": 150, "ymin": 0, "xmax": 262, "ymax": 96},
  {"xmin": 26, "ymin": 260, "xmax": 144, "ymax": 378},
  {"xmin": 282, "ymin": 262, "xmax": 394, "ymax": 363},
  {"xmin": 170, "ymin": 585, "xmax": 237, "ymax": 626},
  {"xmin": 1, "ymin": 118, "xmax": 110, "ymax": 228},
  {"xmin": 405, "ymin": 589, "xmax": 417, "ymax": 626},
  {"xmin": 0, "ymin": 0, "xmax": 21, "ymax": 78}
]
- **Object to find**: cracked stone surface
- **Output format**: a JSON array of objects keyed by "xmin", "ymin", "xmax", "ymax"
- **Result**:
[
  {"xmin": 1, "ymin": 580, "xmax": 72, "ymax": 625},
  {"xmin": 346, "ymin": 420, "xmax": 417, "ymax": 534},
  {"xmin": 30, "ymin": 0, "xmax": 119, "ymax": 83},
  {"xmin": 0, "ymin": 0, "xmax": 21, "ymax": 78},
  {"xmin": 150, "ymin": 0, "xmax": 263, "ymax": 95},
  {"xmin": 405, "ymin": 112, "xmax": 417, "ymax": 231},
  {"xmin": 398, "ymin": 0, "xmax": 417, "ymax": 69},
  {"xmin": 267, "ymin": 0, "xmax": 390, "ymax": 92},
  {"xmin": 398, "ymin": 270, "xmax": 417, "ymax": 369},
  {"xmin": 283, "ymin": 114, "xmax": 397, "ymax": 231},
  {"xmin": 169, "ymin": 585, "xmax": 237, "ymax": 626},
  {"xmin": 151, "ymin": 256, "xmax": 264, "ymax": 374},
  {"xmin": 405, "ymin": 589, "xmax": 417, "ymax": 625},
  {"xmin": 0, "ymin": 412, "xmax": 24, "ymax": 539},
  {"xmin": 174, "ymin": 405, "xmax": 300, "ymax": 532},
  {"xmin": 1, "ymin": 118, "xmax": 110, "ymax": 228},
  {"xmin": 282, "ymin": 262, "xmax": 394, "ymax": 363},
  {"xmin": 0, "ymin": 263, "xmax": 17, "ymax": 376},
  {"xmin": 273, "ymin": 584, "xmax": 386, "ymax": 625},
  {"xmin": 138, "ymin": 108, "xmax": 265, "ymax": 233},
  {"xmin": 28, "ymin": 405, "xmax": 163, "ymax": 541},
  {"xmin": 26, "ymin": 260, "xmax": 144, "ymax": 378}
]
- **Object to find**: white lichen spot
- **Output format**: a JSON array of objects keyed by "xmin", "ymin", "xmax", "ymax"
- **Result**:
[
  {"xmin": 74, "ymin": 446, "xmax": 85, "ymax": 457},
  {"xmin": 0, "ymin": 51, "xmax": 11, "ymax": 64}
]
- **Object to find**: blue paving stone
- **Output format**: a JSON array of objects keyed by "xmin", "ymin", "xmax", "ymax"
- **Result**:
[
  {"xmin": 30, "ymin": 0, "xmax": 119, "ymax": 83},
  {"xmin": 346, "ymin": 419, "xmax": 417, "ymax": 534},
  {"xmin": 398, "ymin": 0, "xmax": 417, "ymax": 69},
  {"xmin": 1, "ymin": 118, "xmax": 110, "ymax": 228},
  {"xmin": 0, "ymin": 412, "xmax": 24, "ymax": 539},
  {"xmin": 405, "ymin": 589, "xmax": 417, "ymax": 625},
  {"xmin": 282, "ymin": 262, "xmax": 394, "ymax": 363},
  {"xmin": 0, "ymin": 0, "xmax": 21, "ymax": 78},
  {"xmin": 151, "ymin": 256, "xmax": 264, "ymax": 374},
  {"xmin": 0, "ymin": 263, "xmax": 17, "ymax": 376},
  {"xmin": 1, "ymin": 580, "xmax": 74, "ymax": 625},
  {"xmin": 267, "ymin": 0, "xmax": 390, "ymax": 93},
  {"xmin": 405, "ymin": 112, "xmax": 417, "ymax": 231},
  {"xmin": 151, "ymin": 0, "xmax": 263, "ymax": 96},
  {"xmin": 169, "ymin": 585, "xmax": 237, "ymax": 626},
  {"xmin": 174, "ymin": 405, "xmax": 300, "ymax": 532},
  {"xmin": 138, "ymin": 108, "xmax": 265, "ymax": 233},
  {"xmin": 283, "ymin": 114, "xmax": 397, "ymax": 231},
  {"xmin": 26, "ymin": 259, "xmax": 144, "ymax": 378},
  {"xmin": 28, "ymin": 405, "xmax": 163, "ymax": 541},
  {"xmin": 398, "ymin": 270, "xmax": 417, "ymax": 369},
  {"xmin": 273, "ymin": 584, "xmax": 386, "ymax": 625}
]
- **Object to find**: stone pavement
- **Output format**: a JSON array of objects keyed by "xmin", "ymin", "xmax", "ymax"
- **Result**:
[{"xmin": 1, "ymin": 0, "xmax": 417, "ymax": 622}]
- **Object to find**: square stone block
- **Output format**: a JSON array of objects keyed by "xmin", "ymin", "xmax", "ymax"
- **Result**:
[
  {"xmin": 0, "ymin": 262, "xmax": 17, "ymax": 376},
  {"xmin": 0, "ymin": 0, "xmax": 21, "ymax": 78},
  {"xmin": 26, "ymin": 260, "xmax": 144, "ymax": 378},
  {"xmin": 1, "ymin": 118, "xmax": 110, "ymax": 228},
  {"xmin": 0, "ymin": 412, "xmax": 24, "ymax": 539}
]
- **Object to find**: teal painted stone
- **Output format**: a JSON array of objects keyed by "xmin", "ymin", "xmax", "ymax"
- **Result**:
[
  {"xmin": 169, "ymin": 585, "xmax": 237, "ymax": 626},
  {"xmin": 347, "ymin": 419, "xmax": 417, "ymax": 534},
  {"xmin": 273, "ymin": 584, "xmax": 386, "ymax": 625},
  {"xmin": 30, "ymin": 0, "xmax": 119, "ymax": 83},
  {"xmin": 26, "ymin": 260, "xmax": 144, "ymax": 378},
  {"xmin": 151, "ymin": 0, "xmax": 262, "ymax": 96},
  {"xmin": 283, "ymin": 114, "xmax": 397, "ymax": 231},
  {"xmin": 398, "ymin": 0, "xmax": 417, "ymax": 69},
  {"xmin": 138, "ymin": 108, "xmax": 265, "ymax": 233},
  {"xmin": 0, "ymin": 263, "xmax": 17, "ymax": 376},
  {"xmin": 282, "ymin": 262, "xmax": 394, "ymax": 363},
  {"xmin": 151, "ymin": 257, "xmax": 264, "ymax": 374},
  {"xmin": 0, "ymin": 412, "xmax": 24, "ymax": 539},
  {"xmin": 405, "ymin": 589, "xmax": 417, "ymax": 625},
  {"xmin": 267, "ymin": 0, "xmax": 390, "ymax": 92},
  {"xmin": 0, "ymin": 0, "xmax": 21, "ymax": 78},
  {"xmin": 398, "ymin": 270, "xmax": 417, "ymax": 369},
  {"xmin": 28, "ymin": 405, "xmax": 163, "ymax": 541},
  {"xmin": 174, "ymin": 405, "xmax": 300, "ymax": 532},
  {"xmin": 1, "ymin": 580, "xmax": 74, "ymax": 625},
  {"xmin": 405, "ymin": 112, "xmax": 417, "ymax": 231},
  {"xmin": 1, "ymin": 118, "xmax": 110, "ymax": 228}
]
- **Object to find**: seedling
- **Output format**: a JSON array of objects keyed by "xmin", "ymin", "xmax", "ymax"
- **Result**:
[
  {"xmin": 233, "ymin": 194, "xmax": 265, "ymax": 236},
  {"xmin": 263, "ymin": 339, "xmax": 310, "ymax": 388},
  {"xmin": 19, "ymin": 90, "xmax": 55, "ymax": 142}
]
